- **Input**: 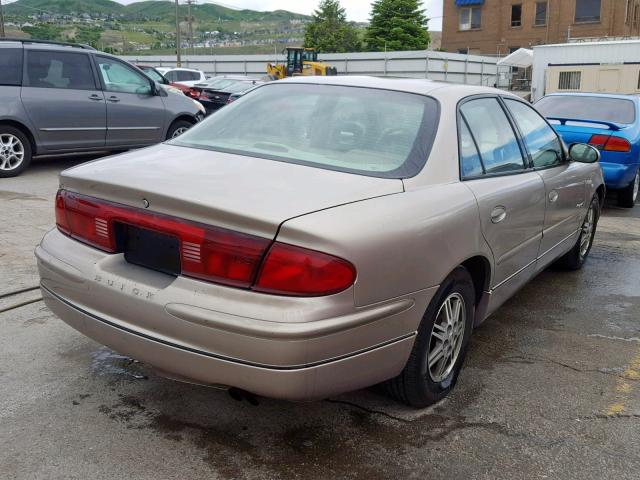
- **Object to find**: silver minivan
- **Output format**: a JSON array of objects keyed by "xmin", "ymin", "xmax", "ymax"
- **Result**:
[{"xmin": 0, "ymin": 39, "xmax": 204, "ymax": 177}]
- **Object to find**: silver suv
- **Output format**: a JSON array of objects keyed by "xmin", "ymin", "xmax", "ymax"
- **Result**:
[{"xmin": 0, "ymin": 39, "xmax": 204, "ymax": 177}]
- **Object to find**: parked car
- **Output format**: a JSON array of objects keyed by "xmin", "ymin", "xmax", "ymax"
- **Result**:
[
  {"xmin": 536, "ymin": 93, "xmax": 640, "ymax": 207},
  {"xmin": 0, "ymin": 39, "xmax": 204, "ymax": 177},
  {"xmin": 192, "ymin": 79, "xmax": 264, "ymax": 114},
  {"xmin": 135, "ymin": 64, "xmax": 190, "ymax": 96},
  {"xmin": 160, "ymin": 68, "xmax": 207, "ymax": 87},
  {"xmin": 37, "ymin": 77, "xmax": 604, "ymax": 407}
]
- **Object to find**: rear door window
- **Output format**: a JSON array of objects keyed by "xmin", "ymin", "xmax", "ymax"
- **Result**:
[
  {"xmin": 25, "ymin": 51, "xmax": 96, "ymax": 90},
  {"xmin": 460, "ymin": 98, "xmax": 526, "ymax": 175},
  {"xmin": 0, "ymin": 48, "xmax": 23, "ymax": 86}
]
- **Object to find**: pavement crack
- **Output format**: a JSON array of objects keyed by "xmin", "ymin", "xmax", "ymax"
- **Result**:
[
  {"xmin": 0, "ymin": 297, "xmax": 43, "ymax": 314},
  {"xmin": 504, "ymin": 354, "xmax": 638, "ymax": 382},
  {"xmin": 323, "ymin": 399, "xmax": 414, "ymax": 423},
  {"xmin": 0, "ymin": 286, "xmax": 40, "ymax": 300}
]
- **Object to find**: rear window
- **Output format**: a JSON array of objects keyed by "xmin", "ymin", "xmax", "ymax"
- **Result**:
[
  {"xmin": 171, "ymin": 83, "xmax": 439, "ymax": 178},
  {"xmin": 0, "ymin": 48, "xmax": 23, "ymax": 86},
  {"xmin": 536, "ymin": 95, "xmax": 636, "ymax": 125}
]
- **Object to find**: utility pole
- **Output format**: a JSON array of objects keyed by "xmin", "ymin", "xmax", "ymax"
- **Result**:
[
  {"xmin": 175, "ymin": 0, "xmax": 182, "ymax": 67},
  {"xmin": 186, "ymin": 0, "xmax": 195, "ymax": 55},
  {"xmin": 0, "ymin": 0, "xmax": 6, "ymax": 39}
]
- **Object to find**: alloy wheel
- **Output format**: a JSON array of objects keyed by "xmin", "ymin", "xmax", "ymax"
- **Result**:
[
  {"xmin": 171, "ymin": 127, "xmax": 190, "ymax": 138},
  {"xmin": 0, "ymin": 134, "xmax": 25, "ymax": 171},
  {"xmin": 579, "ymin": 203, "xmax": 595, "ymax": 258},
  {"xmin": 427, "ymin": 293, "xmax": 466, "ymax": 382},
  {"xmin": 633, "ymin": 171, "xmax": 639, "ymax": 204}
]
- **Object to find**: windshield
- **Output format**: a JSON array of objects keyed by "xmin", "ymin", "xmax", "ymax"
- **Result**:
[
  {"xmin": 536, "ymin": 95, "xmax": 637, "ymax": 125},
  {"xmin": 201, "ymin": 77, "xmax": 245, "ymax": 88},
  {"xmin": 171, "ymin": 83, "xmax": 439, "ymax": 178},
  {"xmin": 140, "ymin": 67, "xmax": 164, "ymax": 83}
]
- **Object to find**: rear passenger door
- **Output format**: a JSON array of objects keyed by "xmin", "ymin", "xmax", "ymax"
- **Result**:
[
  {"xmin": 94, "ymin": 56, "xmax": 166, "ymax": 147},
  {"xmin": 459, "ymin": 97, "xmax": 546, "ymax": 295},
  {"xmin": 21, "ymin": 49, "xmax": 106, "ymax": 151},
  {"xmin": 503, "ymin": 98, "xmax": 586, "ymax": 261}
]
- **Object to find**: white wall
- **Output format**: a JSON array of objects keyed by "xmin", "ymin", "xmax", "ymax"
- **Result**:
[{"xmin": 122, "ymin": 50, "xmax": 499, "ymax": 86}]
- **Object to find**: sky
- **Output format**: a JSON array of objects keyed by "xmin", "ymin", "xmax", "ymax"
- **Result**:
[{"xmin": 4, "ymin": 0, "xmax": 444, "ymax": 30}]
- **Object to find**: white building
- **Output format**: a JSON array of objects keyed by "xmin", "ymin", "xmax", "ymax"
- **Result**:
[{"xmin": 532, "ymin": 39, "xmax": 640, "ymax": 102}]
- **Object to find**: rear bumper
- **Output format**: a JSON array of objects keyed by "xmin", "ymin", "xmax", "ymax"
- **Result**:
[
  {"xmin": 601, "ymin": 161, "xmax": 639, "ymax": 189},
  {"xmin": 36, "ymin": 228, "xmax": 431, "ymax": 400},
  {"xmin": 41, "ymin": 285, "xmax": 415, "ymax": 401}
]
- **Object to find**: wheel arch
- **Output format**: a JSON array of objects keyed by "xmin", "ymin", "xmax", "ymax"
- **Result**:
[
  {"xmin": 595, "ymin": 184, "xmax": 606, "ymax": 208},
  {"xmin": 165, "ymin": 114, "xmax": 198, "ymax": 138},
  {"xmin": 459, "ymin": 255, "xmax": 492, "ymax": 324},
  {"xmin": 0, "ymin": 119, "xmax": 38, "ymax": 155}
]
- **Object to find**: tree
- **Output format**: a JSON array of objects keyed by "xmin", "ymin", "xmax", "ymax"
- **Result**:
[
  {"xmin": 365, "ymin": 0, "xmax": 430, "ymax": 52},
  {"xmin": 304, "ymin": 0, "xmax": 362, "ymax": 53}
]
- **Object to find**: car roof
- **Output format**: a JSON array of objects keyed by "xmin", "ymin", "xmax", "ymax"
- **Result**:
[
  {"xmin": 544, "ymin": 92, "xmax": 640, "ymax": 102},
  {"xmin": 165, "ymin": 67, "xmax": 203, "ymax": 72},
  {"xmin": 275, "ymin": 75, "xmax": 515, "ymax": 100}
]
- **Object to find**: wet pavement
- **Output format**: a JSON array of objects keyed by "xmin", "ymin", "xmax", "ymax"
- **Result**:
[{"xmin": 1, "ymin": 155, "xmax": 639, "ymax": 479}]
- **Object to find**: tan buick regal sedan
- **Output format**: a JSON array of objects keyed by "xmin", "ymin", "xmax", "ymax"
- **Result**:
[{"xmin": 36, "ymin": 76, "xmax": 605, "ymax": 407}]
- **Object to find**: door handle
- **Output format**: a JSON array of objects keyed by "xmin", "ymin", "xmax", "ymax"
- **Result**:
[
  {"xmin": 107, "ymin": 96, "xmax": 120, "ymax": 103},
  {"xmin": 88, "ymin": 94, "xmax": 102, "ymax": 101},
  {"xmin": 491, "ymin": 206, "xmax": 507, "ymax": 224},
  {"xmin": 549, "ymin": 190, "xmax": 559, "ymax": 203}
]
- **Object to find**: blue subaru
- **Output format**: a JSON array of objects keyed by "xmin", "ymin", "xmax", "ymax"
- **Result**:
[{"xmin": 536, "ymin": 93, "xmax": 640, "ymax": 208}]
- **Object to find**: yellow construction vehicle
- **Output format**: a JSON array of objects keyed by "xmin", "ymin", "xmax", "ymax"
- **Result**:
[{"xmin": 267, "ymin": 47, "xmax": 338, "ymax": 80}]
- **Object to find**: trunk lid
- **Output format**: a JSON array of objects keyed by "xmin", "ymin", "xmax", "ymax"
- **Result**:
[{"xmin": 60, "ymin": 144, "xmax": 403, "ymax": 239}]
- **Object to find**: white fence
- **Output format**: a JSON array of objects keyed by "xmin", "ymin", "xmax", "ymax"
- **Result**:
[{"xmin": 122, "ymin": 50, "xmax": 500, "ymax": 86}]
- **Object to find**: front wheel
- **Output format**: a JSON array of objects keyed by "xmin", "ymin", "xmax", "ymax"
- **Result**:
[
  {"xmin": 617, "ymin": 169, "xmax": 639, "ymax": 208},
  {"xmin": 384, "ymin": 266, "xmax": 475, "ymax": 408},
  {"xmin": 555, "ymin": 195, "xmax": 600, "ymax": 270},
  {"xmin": 166, "ymin": 120, "xmax": 194, "ymax": 140}
]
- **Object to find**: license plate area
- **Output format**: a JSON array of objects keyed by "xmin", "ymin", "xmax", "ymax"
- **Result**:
[{"xmin": 118, "ymin": 224, "xmax": 181, "ymax": 276}]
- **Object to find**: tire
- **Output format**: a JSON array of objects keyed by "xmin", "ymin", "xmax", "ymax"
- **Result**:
[
  {"xmin": 617, "ymin": 168, "xmax": 639, "ymax": 208},
  {"xmin": 555, "ymin": 194, "xmax": 600, "ymax": 270},
  {"xmin": 166, "ymin": 119, "xmax": 193, "ymax": 140},
  {"xmin": 384, "ymin": 266, "xmax": 475, "ymax": 408},
  {"xmin": 0, "ymin": 126, "xmax": 32, "ymax": 178}
]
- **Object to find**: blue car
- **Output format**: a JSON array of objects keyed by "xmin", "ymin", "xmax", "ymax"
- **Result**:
[{"xmin": 536, "ymin": 93, "xmax": 640, "ymax": 208}]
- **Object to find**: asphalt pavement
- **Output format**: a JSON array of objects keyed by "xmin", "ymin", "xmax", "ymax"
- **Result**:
[{"xmin": 1, "ymin": 154, "xmax": 639, "ymax": 480}]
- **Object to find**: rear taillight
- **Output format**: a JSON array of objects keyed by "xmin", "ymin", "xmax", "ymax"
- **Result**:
[
  {"xmin": 187, "ymin": 88, "xmax": 201, "ymax": 99},
  {"xmin": 54, "ymin": 190, "xmax": 356, "ymax": 296},
  {"xmin": 588, "ymin": 134, "xmax": 631, "ymax": 152},
  {"xmin": 255, "ymin": 243, "xmax": 356, "ymax": 297}
]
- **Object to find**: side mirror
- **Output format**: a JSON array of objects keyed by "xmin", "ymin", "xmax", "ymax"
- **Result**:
[{"xmin": 569, "ymin": 143, "xmax": 600, "ymax": 164}]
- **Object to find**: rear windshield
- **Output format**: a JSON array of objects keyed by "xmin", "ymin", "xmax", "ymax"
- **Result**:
[
  {"xmin": 171, "ymin": 83, "xmax": 439, "ymax": 178},
  {"xmin": 224, "ymin": 81, "xmax": 258, "ymax": 93},
  {"xmin": 536, "ymin": 95, "xmax": 636, "ymax": 125},
  {"xmin": 0, "ymin": 48, "xmax": 23, "ymax": 86}
]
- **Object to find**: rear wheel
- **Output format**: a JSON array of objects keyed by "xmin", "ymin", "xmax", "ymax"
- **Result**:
[
  {"xmin": 555, "ymin": 195, "xmax": 600, "ymax": 270},
  {"xmin": 0, "ymin": 126, "xmax": 32, "ymax": 178},
  {"xmin": 384, "ymin": 266, "xmax": 475, "ymax": 408},
  {"xmin": 617, "ymin": 169, "xmax": 639, "ymax": 208},
  {"xmin": 166, "ymin": 119, "xmax": 193, "ymax": 140}
]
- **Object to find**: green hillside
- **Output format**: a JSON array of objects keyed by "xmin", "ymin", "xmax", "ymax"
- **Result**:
[
  {"xmin": 5, "ymin": 0, "xmax": 124, "ymax": 16},
  {"xmin": 5, "ymin": 0, "xmax": 308, "ymax": 22}
]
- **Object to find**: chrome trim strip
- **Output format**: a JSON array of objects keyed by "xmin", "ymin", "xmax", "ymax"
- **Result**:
[
  {"xmin": 491, "ymin": 229, "xmax": 579, "ymax": 292},
  {"xmin": 41, "ymin": 284, "xmax": 416, "ymax": 371},
  {"xmin": 491, "ymin": 258, "xmax": 537, "ymax": 292},
  {"xmin": 40, "ymin": 127, "xmax": 106, "ymax": 131},
  {"xmin": 108, "ymin": 127, "xmax": 161, "ymax": 131},
  {"xmin": 537, "ymin": 229, "xmax": 579, "ymax": 261}
]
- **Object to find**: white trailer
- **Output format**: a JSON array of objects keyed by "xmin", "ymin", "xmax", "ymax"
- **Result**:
[{"xmin": 531, "ymin": 39, "xmax": 640, "ymax": 102}]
